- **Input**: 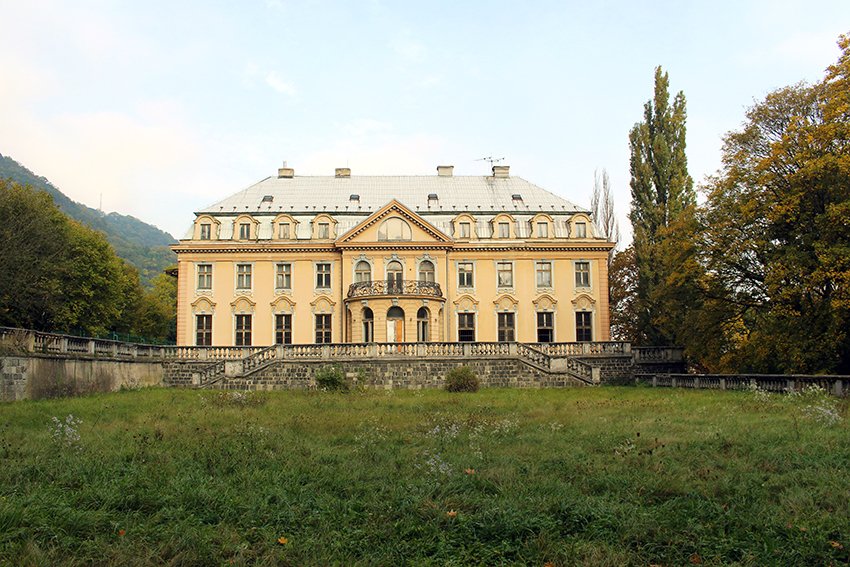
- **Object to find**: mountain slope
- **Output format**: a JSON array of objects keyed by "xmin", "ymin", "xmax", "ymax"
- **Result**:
[{"xmin": 0, "ymin": 153, "xmax": 176, "ymax": 287}]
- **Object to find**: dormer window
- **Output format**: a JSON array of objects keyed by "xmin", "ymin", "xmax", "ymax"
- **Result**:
[
  {"xmin": 261, "ymin": 195, "xmax": 274, "ymax": 204},
  {"xmin": 498, "ymin": 222, "xmax": 510, "ymax": 238},
  {"xmin": 317, "ymin": 222, "xmax": 330, "ymax": 239},
  {"xmin": 278, "ymin": 222, "xmax": 290, "ymax": 239},
  {"xmin": 239, "ymin": 222, "xmax": 251, "ymax": 239},
  {"xmin": 200, "ymin": 223, "xmax": 211, "ymax": 240},
  {"xmin": 537, "ymin": 222, "xmax": 549, "ymax": 238},
  {"xmin": 459, "ymin": 222, "xmax": 471, "ymax": 238},
  {"xmin": 428, "ymin": 193, "xmax": 439, "ymax": 206},
  {"xmin": 512, "ymin": 194, "xmax": 523, "ymax": 202},
  {"xmin": 576, "ymin": 221, "xmax": 587, "ymax": 238},
  {"xmin": 349, "ymin": 194, "xmax": 360, "ymax": 203}
]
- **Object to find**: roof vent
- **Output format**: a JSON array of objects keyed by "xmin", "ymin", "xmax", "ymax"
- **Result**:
[
  {"xmin": 261, "ymin": 195, "xmax": 274, "ymax": 203},
  {"xmin": 349, "ymin": 194, "xmax": 360, "ymax": 202},
  {"xmin": 493, "ymin": 165, "xmax": 510, "ymax": 178},
  {"xmin": 437, "ymin": 165, "xmax": 454, "ymax": 177},
  {"xmin": 427, "ymin": 193, "xmax": 439, "ymax": 205},
  {"xmin": 335, "ymin": 167, "xmax": 351, "ymax": 178},
  {"xmin": 278, "ymin": 167, "xmax": 294, "ymax": 178},
  {"xmin": 511, "ymin": 194, "xmax": 523, "ymax": 201}
]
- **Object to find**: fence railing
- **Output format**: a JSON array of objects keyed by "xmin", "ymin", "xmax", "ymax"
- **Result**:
[
  {"xmin": 1, "ymin": 327, "xmax": 169, "ymax": 359},
  {"xmin": 633, "ymin": 346, "xmax": 684, "ymax": 363},
  {"xmin": 635, "ymin": 373, "xmax": 848, "ymax": 396}
]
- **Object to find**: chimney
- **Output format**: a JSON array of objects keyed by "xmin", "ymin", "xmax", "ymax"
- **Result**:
[
  {"xmin": 492, "ymin": 165, "xmax": 510, "ymax": 178},
  {"xmin": 335, "ymin": 167, "xmax": 351, "ymax": 178},
  {"xmin": 437, "ymin": 165, "xmax": 454, "ymax": 177},
  {"xmin": 278, "ymin": 167, "xmax": 294, "ymax": 178}
]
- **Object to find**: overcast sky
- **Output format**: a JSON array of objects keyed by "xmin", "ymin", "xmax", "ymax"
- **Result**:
[{"xmin": 1, "ymin": 1, "xmax": 847, "ymax": 241}]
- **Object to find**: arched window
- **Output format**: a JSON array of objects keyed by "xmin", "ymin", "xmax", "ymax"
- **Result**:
[
  {"xmin": 419, "ymin": 260, "xmax": 435, "ymax": 282},
  {"xmin": 377, "ymin": 217, "xmax": 412, "ymax": 241},
  {"xmin": 417, "ymin": 307, "xmax": 430, "ymax": 342},
  {"xmin": 387, "ymin": 260, "xmax": 403, "ymax": 292},
  {"xmin": 362, "ymin": 307, "xmax": 374, "ymax": 343},
  {"xmin": 355, "ymin": 260, "xmax": 371, "ymax": 283},
  {"xmin": 387, "ymin": 306, "xmax": 404, "ymax": 319}
]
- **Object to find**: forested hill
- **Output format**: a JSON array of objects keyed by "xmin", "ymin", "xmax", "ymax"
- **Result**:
[{"xmin": 0, "ymin": 153, "xmax": 176, "ymax": 287}]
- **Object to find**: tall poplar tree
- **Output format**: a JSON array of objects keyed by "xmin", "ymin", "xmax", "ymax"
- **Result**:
[{"xmin": 628, "ymin": 67, "xmax": 696, "ymax": 345}]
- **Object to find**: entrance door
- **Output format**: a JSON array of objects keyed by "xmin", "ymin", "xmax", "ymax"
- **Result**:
[{"xmin": 386, "ymin": 306, "xmax": 405, "ymax": 350}]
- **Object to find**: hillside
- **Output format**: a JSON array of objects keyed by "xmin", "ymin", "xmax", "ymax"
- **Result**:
[{"xmin": 0, "ymin": 153, "xmax": 176, "ymax": 287}]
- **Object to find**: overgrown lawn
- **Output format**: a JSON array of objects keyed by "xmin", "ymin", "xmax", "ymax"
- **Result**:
[{"xmin": 1, "ymin": 386, "xmax": 848, "ymax": 565}]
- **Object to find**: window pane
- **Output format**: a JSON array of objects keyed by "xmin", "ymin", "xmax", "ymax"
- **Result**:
[
  {"xmin": 355, "ymin": 260, "xmax": 371, "ymax": 283},
  {"xmin": 459, "ymin": 222, "xmax": 470, "ymax": 238},
  {"xmin": 497, "ymin": 262, "xmax": 513, "ymax": 288},
  {"xmin": 575, "ymin": 262, "xmax": 590, "ymax": 287},
  {"xmin": 235, "ymin": 314, "xmax": 252, "ymax": 346},
  {"xmin": 200, "ymin": 224, "xmax": 211, "ymax": 240},
  {"xmin": 498, "ymin": 222, "xmax": 510, "ymax": 238},
  {"xmin": 236, "ymin": 264, "xmax": 252, "ymax": 289},
  {"xmin": 498, "ymin": 312, "xmax": 515, "ymax": 342},
  {"xmin": 315, "ymin": 314, "xmax": 331, "ymax": 343},
  {"xmin": 318, "ymin": 223, "xmax": 330, "ymax": 239},
  {"xmin": 197, "ymin": 264, "xmax": 212, "ymax": 289},
  {"xmin": 275, "ymin": 314, "xmax": 292, "ymax": 344},
  {"xmin": 537, "ymin": 311, "xmax": 553, "ymax": 343},
  {"xmin": 537, "ymin": 222, "xmax": 548, "ymax": 238},
  {"xmin": 458, "ymin": 262, "xmax": 473, "ymax": 287},
  {"xmin": 239, "ymin": 223, "xmax": 251, "ymax": 239},
  {"xmin": 196, "ymin": 314, "xmax": 212, "ymax": 346},
  {"xmin": 316, "ymin": 263, "xmax": 331, "ymax": 288},
  {"xmin": 279, "ymin": 223, "xmax": 290, "ymax": 239},
  {"xmin": 536, "ymin": 261, "xmax": 552, "ymax": 288},
  {"xmin": 276, "ymin": 263, "xmax": 291, "ymax": 289},
  {"xmin": 576, "ymin": 312, "xmax": 592, "ymax": 342},
  {"xmin": 458, "ymin": 313, "xmax": 475, "ymax": 342},
  {"xmin": 576, "ymin": 222, "xmax": 586, "ymax": 238},
  {"xmin": 419, "ymin": 260, "xmax": 435, "ymax": 282}
]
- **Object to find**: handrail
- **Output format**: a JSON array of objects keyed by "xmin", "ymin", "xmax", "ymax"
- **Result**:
[{"xmin": 347, "ymin": 279, "xmax": 443, "ymax": 299}]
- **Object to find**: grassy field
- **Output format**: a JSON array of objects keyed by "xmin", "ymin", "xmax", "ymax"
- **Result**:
[{"xmin": 0, "ymin": 385, "xmax": 848, "ymax": 566}]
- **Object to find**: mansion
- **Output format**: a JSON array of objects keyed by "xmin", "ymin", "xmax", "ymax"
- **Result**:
[{"xmin": 172, "ymin": 165, "xmax": 614, "ymax": 346}]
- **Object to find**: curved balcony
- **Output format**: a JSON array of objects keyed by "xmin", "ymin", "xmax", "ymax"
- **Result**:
[{"xmin": 347, "ymin": 279, "xmax": 443, "ymax": 299}]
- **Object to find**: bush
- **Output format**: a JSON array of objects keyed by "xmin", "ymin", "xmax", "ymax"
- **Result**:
[
  {"xmin": 315, "ymin": 365, "xmax": 349, "ymax": 392},
  {"xmin": 444, "ymin": 366, "xmax": 480, "ymax": 392}
]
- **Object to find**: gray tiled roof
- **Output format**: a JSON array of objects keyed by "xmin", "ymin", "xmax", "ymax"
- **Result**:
[{"xmin": 197, "ymin": 175, "xmax": 588, "ymax": 216}]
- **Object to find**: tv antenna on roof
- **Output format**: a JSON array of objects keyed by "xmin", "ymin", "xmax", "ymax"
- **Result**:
[{"xmin": 476, "ymin": 156, "xmax": 505, "ymax": 167}]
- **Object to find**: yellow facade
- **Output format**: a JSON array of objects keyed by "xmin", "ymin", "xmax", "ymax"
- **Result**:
[{"xmin": 173, "ymin": 168, "xmax": 613, "ymax": 346}]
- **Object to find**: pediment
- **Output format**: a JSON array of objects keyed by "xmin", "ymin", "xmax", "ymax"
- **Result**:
[{"xmin": 336, "ymin": 200, "xmax": 452, "ymax": 245}]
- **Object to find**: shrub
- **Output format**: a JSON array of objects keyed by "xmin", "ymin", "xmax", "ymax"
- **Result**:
[
  {"xmin": 444, "ymin": 366, "xmax": 480, "ymax": 393},
  {"xmin": 315, "ymin": 365, "xmax": 349, "ymax": 392}
]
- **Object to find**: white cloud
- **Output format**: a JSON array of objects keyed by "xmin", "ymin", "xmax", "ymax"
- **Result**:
[
  {"xmin": 391, "ymin": 32, "xmax": 426, "ymax": 62},
  {"xmin": 265, "ymin": 71, "xmax": 297, "ymax": 96}
]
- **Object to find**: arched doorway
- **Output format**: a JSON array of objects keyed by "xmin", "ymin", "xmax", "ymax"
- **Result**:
[
  {"xmin": 417, "ymin": 306, "xmax": 430, "ymax": 342},
  {"xmin": 387, "ymin": 306, "xmax": 405, "ymax": 344},
  {"xmin": 362, "ymin": 307, "xmax": 374, "ymax": 343}
]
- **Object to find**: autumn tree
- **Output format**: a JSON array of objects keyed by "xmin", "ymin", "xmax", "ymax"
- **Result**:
[
  {"xmin": 700, "ymin": 34, "xmax": 850, "ymax": 373},
  {"xmin": 627, "ymin": 67, "xmax": 697, "ymax": 346}
]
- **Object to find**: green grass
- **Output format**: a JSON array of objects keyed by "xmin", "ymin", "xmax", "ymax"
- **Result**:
[{"xmin": 1, "ymin": 386, "xmax": 848, "ymax": 566}]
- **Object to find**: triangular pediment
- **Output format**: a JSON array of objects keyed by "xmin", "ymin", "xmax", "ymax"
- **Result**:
[{"xmin": 336, "ymin": 200, "xmax": 452, "ymax": 245}]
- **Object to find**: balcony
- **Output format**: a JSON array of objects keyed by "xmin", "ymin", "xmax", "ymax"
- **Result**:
[{"xmin": 347, "ymin": 279, "xmax": 443, "ymax": 299}]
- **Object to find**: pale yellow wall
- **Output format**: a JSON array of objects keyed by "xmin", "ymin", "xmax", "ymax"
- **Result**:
[{"xmin": 174, "ymin": 211, "xmax": 612, "ymax": 346}]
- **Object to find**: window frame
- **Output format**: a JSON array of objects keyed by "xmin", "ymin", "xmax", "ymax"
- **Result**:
[
  {"xmin": 195, "ymin": 314, "xmax": 212, "ymax": 346},
  {"xmin": 418, "ymin": 260, "xmax": 435, "ymax": 283},
  {"xmin": 197, "ymin": 263, "xmax": 212, "ymax": 290},
  {"xmin": 239, "ymin": 222, "xmax": 251, "ymax": 240},
  {"xmin": 575, "ymin": 261, "xmax": 591, "ymax": 288},
  {"xmin": 275, "ymin": 313, "xmax": 293, "ymax": 345},
  {"xmin": 315, "ymin": 313, "xmax": 332, "ymax": 344},
  {"xmin": 235, "ymin": 314, "xmax": 252, "ymax": 346},
  {"xmin": 537, "ymin": 311, "xmax": 554, "ymax": 343},
  {"xmin": 199, "ymin": 223, "xmax": 211, "ymax": 240},
  {"xmin": 315, "ymin": 262, "xmax": 332, "ymax": 289},
  {"xmin": 275, "ymin": 262, "xmax": 292, "ymax": 291},
  {"xmin": 536, "ymin": 260, "xmax": 553, "ymax": 289},
  {"xmin": 457, "ymin": 262, "xmax": 474, "ymax": 288},
  {"xmin": 536, "ymin": 221, "xmax": 549, "ymax": 238},
  {"xmin": 497, "ymin": 312, "xmax": 515, "ymax": 342},
  {"xmin": 235, "ymin": 263, "xmax": 252, "ymax": 291},
  {"xmin": 278, "ymin": 222, "xmax": 291, "ymax": 240},
  {"xmin": 457, "ymin": 312, "xmax": 475, "ymax": 342},
  {"xmin": 459, "ymin": 222, "xmax": 471, "ymax": 238},
  {"xmin": 354, "ymin": 260, "xmax": 372, "ymax": 283},
  {"xmin": 576, "ymin": 311, "xmax": 593, "ymax": 342},
  {"xmin": 496, "ymin": 261, "xmax": 514, "ymax": 289},
  {"xmin": 576, "ymin": 221, "xmax": 587, "ymax": 238}
]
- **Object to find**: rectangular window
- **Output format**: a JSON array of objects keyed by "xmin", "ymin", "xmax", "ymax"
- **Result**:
[
  {"xmin": 275, "ymin": 263, "xmax": 292, "ymax": 290},
  {"xmin": 576, "ymin": 312, "xmax": 593, "ymax": 342},
  {"xmin": 197, "ymin": 264, "xmax": 212, "ymax": 290},
  {"xmin": 200, "ymin": 224, "xmax": 211, "ymax": 240},
  {"xmin": 576, "ymin": 222, "xmax": 587, "ymax": 238},
  {"xmin": 458, "ymin": 313, "xmax": 475, "ymax": 342},
  {"xmin": 279, "ymin": 222, "xmax": 290, "ymax": 239},
  {"xmin": 318, "ymin": 222, "xmax": 330, "ymax": 239},
  {"xmin": 459, "ymin": 222, "xmax": 471, "ymax": 238},
  {"xmin": 575, "ymin": 261, "xmax": 590, "ymax": 287},
  {"xmin": 275, "ymin": 314, "xmax": 292, "ymax": 345},
  {"xmin": 239, "ymin": 222, "xmax": 251, "ymax": 240},
  {"xmin": 235, "ymin": 314, "xmax": 252, "ymax": 346},
  {"xmin": 537, "ymin": 312, "xmax": 554, "ymax": 343},
  {"xmin": 363, "ymin": 318, "xmax": 374, "ymax": 343},
  {"xmin": 196, "ymin": 314, "xmax": 212, "ymax": 346},
  {"xmin": 315, "ymin": 314, "xmax": 332, "ymax": 344},
  {"xmin": 497, "ymin": 261, "xmax": 513, "ymax": 288},
  {"xmin": 537, "ymin": 222, "xmax": 549, "ymax": 238},
  {"xmin": 458, "ymin": 262, "xmax": 474, "ymax": 288},
  {"xmin": 536, "ymin": 261, "xmax": 552, "ymax": 288},
  {"xmin": 498, "ymin": 312, "xmax": 515, "ymax": 342},
  {"xmin": 498, "ymin": 222, "xmax": 510, "ymax": 238},
  {"xmin": 236, "ymin": 264, "xmax": 252, "ymax": 289},
  {"xmin": 316, "ymin": 263, "xmax": 331, "ymax": 288}
]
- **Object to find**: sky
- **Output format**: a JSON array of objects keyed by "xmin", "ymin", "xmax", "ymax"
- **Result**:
[{"xmin": 1, "ymin": 1, "xmax": 848, "ymax": 241}]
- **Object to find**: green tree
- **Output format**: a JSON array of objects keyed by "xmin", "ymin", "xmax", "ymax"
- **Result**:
[
  {"xmin": 700, "ymin": 34, "xmax": 850, "ymax": 373},
  {"xmin": 628, "ymin": 67, "xmax": 697, "ymax": 346}
]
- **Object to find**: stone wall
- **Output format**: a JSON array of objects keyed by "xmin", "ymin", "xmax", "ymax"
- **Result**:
[
  {"xmin": 212, "ymin": 357, "xmax": 583, "ymax": 391},
  {"xmin": 574, "ymin": 355, "xmax": 635, "ymax": 385},
  {"xmin": 162, "ymin": 361, "xmax": 219, "ymax": 387},
  {"xmin": 1, "ymin": 355, "xmax": 164, "ymax": 401}
]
